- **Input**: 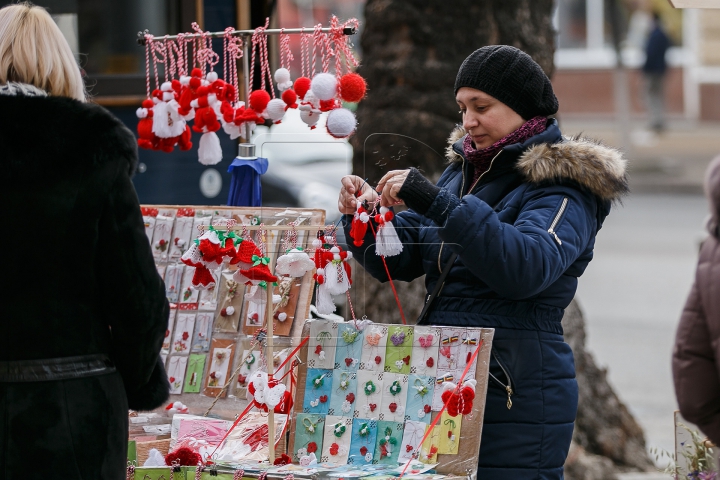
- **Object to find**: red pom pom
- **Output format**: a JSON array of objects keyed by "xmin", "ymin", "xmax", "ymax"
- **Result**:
[
  {"xmin": 441, "ymin": 390, "xmax": 452, "ymax": 404},
  {"xmin": 461, "ymin": 386, "xmax": 475, "ymax": 403},
  {"xmin": 282, "ymin": 89, "xmax": 298, "ymax": 109},
  {"xmin": 319, "ymin": 99, "xmax": 337, "ymax": 112},
  {"xmin": 374, "ymin": 214, "xmax": 383, "ymax": 223},
  {"xmin": 294, "ymin": 77, "xmax": 311, "ymax": 100},
  {"xmin": 384, "ymin": 211, "xmax": 394, "ymax": 221},
  {"xmin": 165, "ymin": 447, "xmax": 201, "ymax": 466},
  {"xmin": 249, "ymin": 90, "xmax": 271, "ymax": 112},
  {"xmin": 339, "ymin": 73, "xmax": 367, "ymax": 103}
]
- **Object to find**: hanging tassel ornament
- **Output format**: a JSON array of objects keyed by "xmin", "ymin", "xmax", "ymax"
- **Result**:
[
  {"xmin": 374, "ymin": 207, "xmax": 403, "ymax": 257},
  {"xmin": 349, "ymin": 202, "xmax": 370, "ymax": 247},
  {"xmin": 323, "ymin": 246, "xmax": 352, "ymax": 296}
]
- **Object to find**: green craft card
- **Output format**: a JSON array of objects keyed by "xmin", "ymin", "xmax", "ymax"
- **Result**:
[
  {"xmin": 133, "ymin": 467, "xmax": 174, "ymax": 480},
  {"xmin": 183, "ymin": 354, "xmax": 206, "ymax": 393},
  {"xmin": 127, "ymin": 440, "xmax": 136, "ymax": 465},
  {"xmin": 384, "ymin": 326, "xmax": 413, "ymax": 374},
  {"xmin": 293, "ymin": 413, "xmax": 326, "ymax": 462},
  {"xmin": 373, "ymin": 420, "xmax": 405, "ymax": 465}
]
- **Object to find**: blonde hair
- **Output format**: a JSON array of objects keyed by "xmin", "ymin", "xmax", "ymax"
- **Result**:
[{"xmin": 0, "ymin": 2, "xmax": 85, "ymax": 101}]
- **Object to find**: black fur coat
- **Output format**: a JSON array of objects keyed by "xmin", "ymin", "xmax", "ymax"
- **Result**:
[{"xmin": 0, "ymin": 90, "xmax": 169, "ymax": 478}]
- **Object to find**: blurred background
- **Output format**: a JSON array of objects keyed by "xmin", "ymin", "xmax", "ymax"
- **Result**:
[{"xmin": 6, "ymin": 0, "xmax": 719, "ymax": 477}]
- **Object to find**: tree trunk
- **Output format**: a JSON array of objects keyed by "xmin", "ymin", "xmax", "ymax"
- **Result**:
[{"xmin": 348, "ymin": 0, "xmax": 654, "ymax": 472}]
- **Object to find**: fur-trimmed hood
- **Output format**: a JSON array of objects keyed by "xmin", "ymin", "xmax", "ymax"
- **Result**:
[{"xmin": 446, "ymin": 126, "xmax": 629, "ymax": 202}]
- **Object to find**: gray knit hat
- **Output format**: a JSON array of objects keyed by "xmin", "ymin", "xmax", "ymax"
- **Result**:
[{"xmin": 454, "ymin": 45, "xmax": 559, "ymax": 119}]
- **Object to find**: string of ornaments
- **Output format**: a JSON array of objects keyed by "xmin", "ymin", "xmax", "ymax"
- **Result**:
[{"xmin": 137, "ymin": 17, "xmax": 366, "ymax": 165}]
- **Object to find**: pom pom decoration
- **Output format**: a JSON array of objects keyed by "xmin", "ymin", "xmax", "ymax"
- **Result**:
[
  {"xmin": 294, "ymin": 77, "xmax": 311, "ymax": 100},
  {"xmin": 165, "ymin": 447, "xmax": 202, "ymax": 467},
  {"xmin": 197, "ymin": 129, "xmax": 223, "ymax": 165},
  {"xmin": 312, "ymin": 241, "xmax": 352, "ymax": 314},
  {"xmin": 274, "ymin": 68, "xmax": 293, "ymax": 91},
  {"xmin": 339, "ymin": 73, "xmax": 367, "ymax": 103},
  {"xmin": 165, "ymin": 401, "xmax": 189, "ymax": 414},
  {"xmin": 281, "ymin": 89, "xmax": 298, "ymax": 110},
  {"xmin": 136, "ymin": 99, "xmax": 160, "ymax": 150},
  {"xmin": 374, "ymin": 207, "xmax": 403, "ymax": 257},
  {"xmin": 326, "ymin": 108, "xmax": 357, "ymax": 139},
  {"xmin": 265, "ymin": 98, "xmax": 287, "ymax": 124},
  {"xmin": 249, "ymin": 90, "xmax": 271, "ymax": 114},
  {"xmin": 310, "ymin": 72, "xmax": 337, "ymax": 101},
  {"xmin": 440, "ymin": 379, "xmax": 477, "ymax": 417}
]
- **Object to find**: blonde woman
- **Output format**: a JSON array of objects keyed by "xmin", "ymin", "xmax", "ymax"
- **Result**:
[{"xmin": 0, "ymin": 3, "xmax": 169, "ymax": 478}]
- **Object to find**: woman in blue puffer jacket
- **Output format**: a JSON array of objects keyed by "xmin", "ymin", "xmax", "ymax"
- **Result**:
[{"xmin": 338, "ymin": 46, "xmax": 628, "ymax": 479}]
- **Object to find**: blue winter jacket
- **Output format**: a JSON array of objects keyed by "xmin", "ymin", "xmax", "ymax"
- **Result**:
[{"xmin": 344, "ymin": 120, "xmax": 628, "ymax": 479}]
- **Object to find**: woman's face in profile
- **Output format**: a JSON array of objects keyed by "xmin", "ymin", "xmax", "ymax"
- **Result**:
[{"xmin": 456, "ymin": 87, "xmax": 525, "ymax": 150}]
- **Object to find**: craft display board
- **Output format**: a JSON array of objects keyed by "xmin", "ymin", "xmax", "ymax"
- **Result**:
[
  {"xmin": 288, "ymin": 319, "xmax": 495, "ymax": 476},
  {"xmin": 143, "ymin": 205, "xmax": 325, "ymax": 418}
]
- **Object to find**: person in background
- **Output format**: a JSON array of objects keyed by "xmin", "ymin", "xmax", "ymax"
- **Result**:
[
  {"xmin": 643, "ymin": 12, "xmax": 671, "ymax": 133},
  {"xmin": 673, "ymin": 155, "xmax": 720, "ymax": 446},
  {"xmin": 0, "ymin": 3, "xmax": 169, "ymax": 479}
]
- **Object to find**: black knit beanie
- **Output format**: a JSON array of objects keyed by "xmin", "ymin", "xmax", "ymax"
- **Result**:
[{"xmin": 454, "ymin": 45, "xmax": 559, "ymax": 120}]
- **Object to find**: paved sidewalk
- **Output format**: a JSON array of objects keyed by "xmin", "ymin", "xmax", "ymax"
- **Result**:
[{"xmin": 559, "ymin": 118, "xmax": 720, "ymax": 193}]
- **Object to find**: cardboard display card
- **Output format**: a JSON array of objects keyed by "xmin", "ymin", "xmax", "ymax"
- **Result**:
[{"xmin": 203, "ymin": 338, "xmax": 235, "ymax": 398}]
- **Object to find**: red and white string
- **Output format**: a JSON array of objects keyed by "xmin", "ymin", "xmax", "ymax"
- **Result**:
[
  {"xmin": 280, "ymin": 30, "xmax": 294, "ymax": 70},
  {"xmin": 224, "ymin": 27, "xmax": 243, "ymax": 103}
]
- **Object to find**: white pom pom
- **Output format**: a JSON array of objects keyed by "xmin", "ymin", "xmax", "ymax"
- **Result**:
[
  {"xmin": 180, "ymin": 75, "xmax": 190, "ymax": 85},
  {"xmin": 346, "ymin": 252, "xmax": 353, "ymax": 260},
  {"xmin": 316, "ymin": 268, "xmax": 325, "ymax": 276},
  {"xmin": 312, "ymin": 238, "xmax": 322, "ymax": 248},
  {"xmin": 330, "ymin": 247, "xmax": 340, "ymax": 253},
  {"xmin": 136, "ymin": 108, "xmax": 148, "ymax": 119},
  {"xmin": 311, "ymin": 73, "xmax": 337, "ymax": 101},
  {"xmin": 266, "ymin": 98, "xmax": 286, "ymax": 123},
  {"xmin": 274, "ymin": 68, "xmax": 293, "ymax": 91},
  {"xmin": 161, "ymin": 81, "xmax": 173, "ymax": 92},
  {"xmin": 380, "ymin": 207, "xmax": 389, "ymax": 215},
  {"xmin": 278, "ymin": 312, "xmax": 288, "ymax": 322},
  {"xmin": 207, "ymin": 71, "xmax": 219, "ymax": 82},
  {"xmin": 198, "ymin": 132, "xmax": 223, "ymax": 165},
  {"xmin": 359, "ymin": 212, "xmax": 369, "ymax": 222},
  {"xmin": 225, "ymin": 306, "xmax": 235, "ymax": 316},
  {"xmin": 326, "ymin": 108, "xmax": 357, "ymax": 139}
]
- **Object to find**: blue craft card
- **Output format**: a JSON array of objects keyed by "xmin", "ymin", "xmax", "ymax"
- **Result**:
[
  {"xmin": 328, "ymin": 369, "xmax": 358, "ymax": 417},
  {"xmin": 334, "ymin": 323, "xmax": 364, "ymax": 372},
  {"xmin": 405, "ymin": 374, "xmax": 435, "ymax": 424},
  {"xmin": 302, "ymin": 368, "xmax": 333, "ymax": 415},
  {"xmin": 348, "ymin": 418, "xmax": 378, "ymax": 465}
]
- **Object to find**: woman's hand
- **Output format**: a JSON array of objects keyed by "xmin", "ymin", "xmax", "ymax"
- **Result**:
[
  {"xmin": 338, "ymin": 175, "xmax": 378, "ymax": 215},
  {"xmin": 376, "ymin": 170, "xmax": 410, "ymax": 207}
]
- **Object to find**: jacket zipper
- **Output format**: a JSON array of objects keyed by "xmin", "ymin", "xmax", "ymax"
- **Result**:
[
  {"xmin": 488, "ymin": 350, "xmax": 514, "ymax": 410},
  {"xmin": 437, "ymin": 150, "xmax": 502, "ymax": 273},
  {"xmin": 548, "ymin": 197, "xmax": 568, "ymax": 246}
]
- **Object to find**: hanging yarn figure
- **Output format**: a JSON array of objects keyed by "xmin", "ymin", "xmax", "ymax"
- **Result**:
[
  {"xmin": 374, "ymin": 206, "xmax": 403, "ymax": 257},
  {"xmin": 348, "ymin": 201, "xmax": 370, "ymax": 247}
]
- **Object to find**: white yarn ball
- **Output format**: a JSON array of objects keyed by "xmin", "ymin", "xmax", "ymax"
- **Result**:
[
  {"xmin": 274, "ymin": 68, "xmax": 293, "ymax": 91},
  {"xmin": 278, "ymin": 312, "xmax": 288, "ymax": 322},
  {"xmin": 326, "ymin": 108, "xmax": 357, "ymax": 138},
  {"xmin": 266, "ymin": 98, "xmax": 286, "ymax": 122},
  {"xmin": 225, "ymin": 306, "xmax": 235, "ymax": 316},
  {"xmin": 310, "ymin": 73, "xmax": 337, "ymax": 101},
  {"xmin": 206, "ymin": 71, "xmax": 219, "ymax": 82}
]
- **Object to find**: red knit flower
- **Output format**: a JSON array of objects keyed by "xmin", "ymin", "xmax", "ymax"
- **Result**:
[
  {"xmin": 273, "ymin": 453, "xmax": 292, "ymax": 465},
  {"xmin": 307, "ymin": 442, "xmax": 317, "ymax": 454}
]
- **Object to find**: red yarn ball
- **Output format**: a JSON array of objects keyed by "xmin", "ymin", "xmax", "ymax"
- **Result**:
[
  {"xmin": 294, "ymin": 77, "xmax": 311, "ymax": 100},
  {"xmin": 249, "ymin": 90, "xmax": 271, "ymax": 112},
  {"xmin": 281, "ymin": 89, "xmax": 298, "ymax": 109},
  {"xmin": 165, "ymin": 447, "xmax": 201, "ymax": 466},
  {"xmin": 339, "ymin": 73, "xmax": 367, "ymax": 103}
]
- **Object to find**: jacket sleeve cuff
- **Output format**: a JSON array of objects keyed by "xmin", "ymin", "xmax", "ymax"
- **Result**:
[
  {"xmin": 398, "ymin": 167, "xmax": 440, "ymax": 215},
  {"xmin": 425, "ymin": 188, "xmax": 461, "ymax": 226}
]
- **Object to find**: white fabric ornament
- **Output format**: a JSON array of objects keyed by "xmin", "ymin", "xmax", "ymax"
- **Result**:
[
  {"xmin": 323, "ymin": 260, "xmax": 350, "ymax": 296},
  {"xmin": 144, "ymin": 449, "xmax": 167, "ymax": 466},
  {"xmin": 274, "ymin": 68, "xmax": 293, "ymax": 91},
  {"xmin": 299, "ymin": 106, "xmax": 321, "ymax": 129},
  {"xmin": 265, "ymin": 98, "xmax": 287, "ymax": 124},
  {"xmin": 198, "ymin": 131, "xmax": 223, "ymax": 165},
  {"xmin": 326, "ymin": 108, "xmax": 357, "ymax": 138},
  {"xmin": 310, "ymin": 73, "xmax": 337, "ymax": 101},
  {"xmin": 275, "ymin": 248, "xmax": 315, "ymax": 277},
  {"xmin": 375, "ymin": 207, "xmax": 403, "ymax": 257}
]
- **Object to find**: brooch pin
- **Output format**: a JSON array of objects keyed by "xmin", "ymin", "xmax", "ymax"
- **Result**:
[
  {"xmin": 333, "ymin": 422, "xmax": 347, "ymax": 437},
  {"xmin": 364, "ymin": 380, "xmax": 376, "ymax": 395},
  {"xmin": 389, "ymin": 380, "xmax": 402, "ymax": 396}
]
